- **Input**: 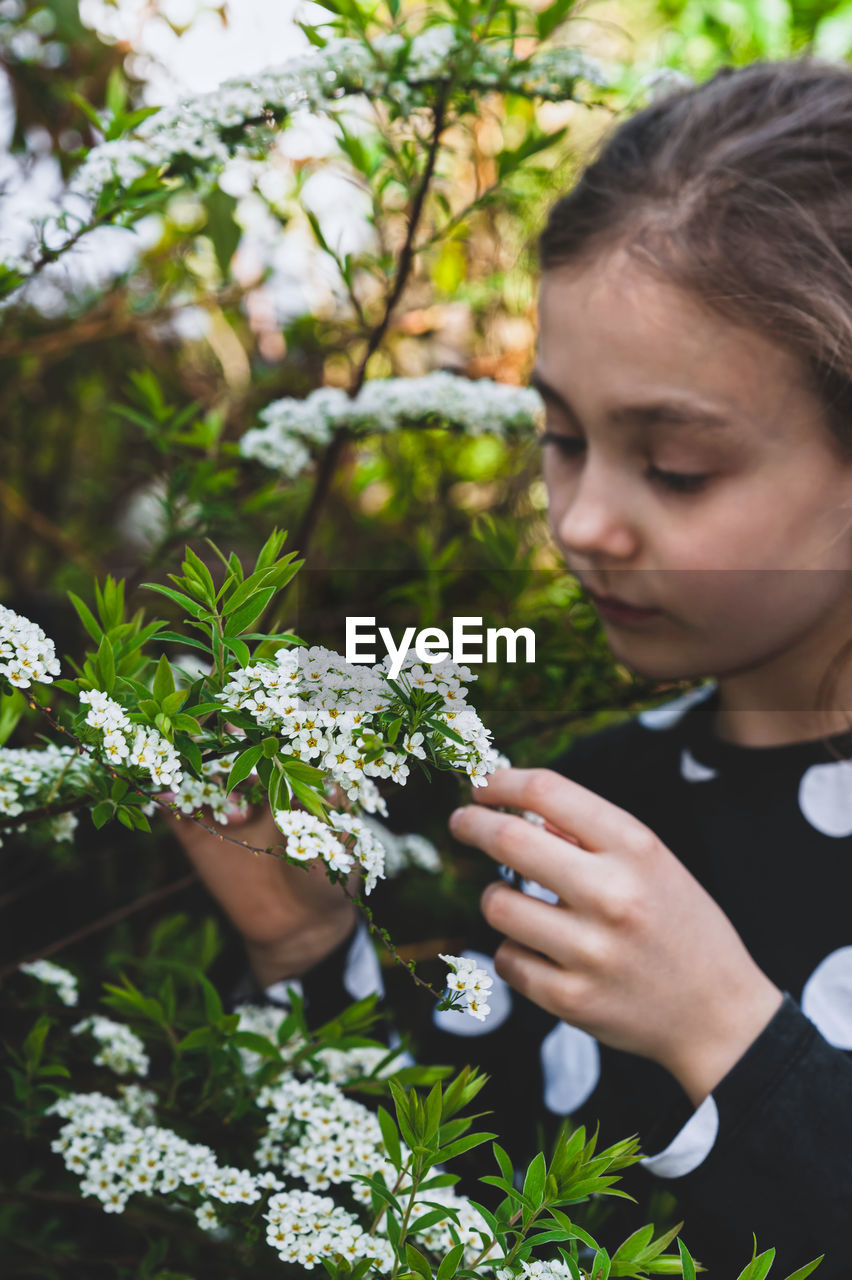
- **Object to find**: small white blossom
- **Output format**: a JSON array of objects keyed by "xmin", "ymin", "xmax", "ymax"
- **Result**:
[
  {"xmin": 19, "ymin": 958, "xmax": 78, "ymax": 1006},
  {"xmin": 440, "ymin": 954, "xmax": 494, "ymax": 1021},
  {"xmin": 72, "ymin": 1016, "xmax": 150, "ymax": 1077},
  {"xmin": 0, "ymin": 605, "xmax": 61, "ymax": 688}
]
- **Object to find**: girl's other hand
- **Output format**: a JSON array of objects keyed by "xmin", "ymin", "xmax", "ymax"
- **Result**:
[
  {"xmin": 449, "ymin": 768, "xmax": 784, "ymax": 1108},
  {"xmin": 162, "ymin": 797, "xmax": 357, "ymax": 988}
]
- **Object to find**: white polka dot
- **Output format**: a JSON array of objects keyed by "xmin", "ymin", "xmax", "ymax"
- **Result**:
[
  {"xmin": 639, "ymin": 1094, "xmax": 719, "ymax": 1178},
  {"xmin": 521, "ymin": 877, "xmax": 559, "ymax": 905},
  {"xmin": 680, "ymin": 748, "xmax": 718, "ymax": 782},
  {"xmin": 798, "ymin": 759, "xmax": 852, "ymax": 837},
  {"xmin": 344, "ymin": 922, "xmax": 385, "ymax": 1000},
  {"xmin": 801, "ymin": 947, "xmax": 852, "ymax": 1049},
  {"xmin": 638, "ymin": 682, "xmax": 717, "ymax": 730},
  {"xmin": 264, "ymin": 978, "xmax": 304, "ymax": 1007},
  {"xmin": 539, "ymin": 1020, "xmax": 600, "ymax": 1114},
  {"xmin": 431, "ymin": 951, "xmax": 512, "ymax": 1037}
]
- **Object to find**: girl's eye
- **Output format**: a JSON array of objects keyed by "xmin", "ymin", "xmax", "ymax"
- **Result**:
[{"xmin": 540, "ymin": 433, "xmax": 711, "ymax": 494}]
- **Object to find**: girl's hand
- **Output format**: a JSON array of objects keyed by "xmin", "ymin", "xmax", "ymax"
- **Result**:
[
  {"xmin": 163, "ymin": 799, "xmax": 357, "ymax": 988},
  {"xmin": 449, "ymin": 768, "xmax": 783, "ymax": 1107}
]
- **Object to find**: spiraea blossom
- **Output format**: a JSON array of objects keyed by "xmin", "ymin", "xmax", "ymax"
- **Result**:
[
  {"xmin": 0, "ymin": 604, "xmax": 61, "ymax": 689},
  {"xmin": 440, "ymin": 954, "xmax": 494, "ymax": 1021},
  {"xmin": 171, "ymin": 752, "xmax": 247, "ymax": 825},
  {"xmin": 68, "ymin": 33, "xmax": 610, "ymax": 205},
  {"xmin": 19, "ymin": 958, "xmax": 79, "ymax": 1006},
  {"xmin": 48, "ymin": 1005, "xmax": 497, "ymax": 1270},
  {"xmin": 264, "ymin": 1187, "xmax": 394, "ymax": 1272},
  {"xmin": 0, "ymin": 743, "xmax": 89, "ymax": 845},
  {"xmin": 217, "ymin": 643, "xmax": 500, "ymax": 815},
  {"xmin": 241, "ymin": 372, "xmax": 545, "ymax": 480},
  {"xmin": 78, "ymin": 689, "xmax": 183, "ymax": 790},
  {"xmin": 72, "ymin": 1016, "xmax": 150, "ymax": 1078}
]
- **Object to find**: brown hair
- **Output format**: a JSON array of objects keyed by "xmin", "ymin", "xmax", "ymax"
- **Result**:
[{"xmin": 539, "ymin": 57, "xmax": 852, "ymax": 749}]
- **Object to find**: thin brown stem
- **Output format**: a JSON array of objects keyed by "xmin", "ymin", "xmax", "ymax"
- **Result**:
[
  {"xmin": 295, "ymin": 86, "xmax": 450, "ymax": 557},
  {"xmin": 0, "ymin": 872, "xmax": 198, "ymax": 979}
]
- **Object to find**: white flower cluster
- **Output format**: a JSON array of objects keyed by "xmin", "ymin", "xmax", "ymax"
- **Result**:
[
  {"xmin": 256, "ymin": 1071, "xmax": 395, "ymax": 1196},
  {"xmin": 241, "ymin": 372, "xmax": 545, "ymax": 479},
  {"xmin": 70, "ymin": 32, "xmax": 610, "ymax": 202},
  {"xmin": 273, "ymin": 808, "xmax": 388, "ymax": 894},
  {"xmin": 79, "ymin": 689, "xmax": 183, "ymax": 790},
  {"xmin": 49, "ymin": 1090, "xmax": 277, "ymax": 1216},
  {"xmin": 19, "ymin": 958, "xmax": 78, "ymax": 1006},
  {"xmin": 171, "ymin": 752, "xmax": 246, "ymax": 824},
  {"xmin": 265, "ymin": 1187, "xmax": 393, "ymax": 1271},
  {"xmin": 72, "ymin": 1016, "xmax": 151, "ymax": 1078},
  {"xmin": 217, "ymin": 645, "xmax": 498, "ymax": 838},
  {"xmin": 440, "ymin": 954, "xmax": 493, "ymax": 1021},
  {"xmin": 0, "ymin": 743, "xmax": 88, "ymax": 845},
  {"xmin": 255, "ymin": 1073, "xmax": 490, "ymax": 1262},
  {"xmin": 0, "ymin": 604, "xmax": 61, "ymax": 689},
  {"xmin": 235, "ymin": 1004, "xmax": 401, "ymax": 1082},
  {"xmin": 498, "ymin": 1261, "xmax": 578, "ymax": 1280},
  {"xmin": 48, "ymin": 1022, "xmax": 493, "ymax": 1267}
]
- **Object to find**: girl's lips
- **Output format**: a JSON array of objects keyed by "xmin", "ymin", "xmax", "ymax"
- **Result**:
[{"xmin": 588, "ymin": 592, "xmax": 663, "ymax": 624}]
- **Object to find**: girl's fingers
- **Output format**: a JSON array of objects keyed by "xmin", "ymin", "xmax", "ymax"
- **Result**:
[
  {"xmin": 467, "ymin": 767, "xmax": 648, "ymax": 854},
  {"xmin": 490, "ymin": 939, "xmax": 586, "ymax": 1023},
  {"xmin": 481, "ymin": 881, "xmax": 587, "ymax": 967},
  {"xmin": 451, "ymin": 805, "xmax": 600, "ymax": 907}
]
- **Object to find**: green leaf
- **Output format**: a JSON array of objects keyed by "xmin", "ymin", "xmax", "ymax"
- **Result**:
[
  {"xmin": 143, "ymin": 583, "xmax": 206, "ymax": 619},
  {"xmin": 198, "ymin": 973, "xmax": 224, "ymax": 1026},
  {"xmin": 677, "ymin": 1239, "xmax": 696, "ymax": 1280},
  {"xmin": 91, "ymin": 800, "xmax": 114, "ymax": 829},
  {"xmin": 536, "ymin": 0, "xmax": 576, "ymax": 41},
  {"xmin": 735, "ymin": 1250, "xmax": 776, "ymax": 1280},
  {"xmin": 161, "ymin": 689, "xmax": 188, "ymax": 716},
  {"xmin": 178, "ymin": 1025, "xmax": 218, "ymax": 1052},
  {"xmin": 438, "ymin": 1132, "xmax": 497, "ymax": 1163},
  {"xmin": 522, "ymin": 1150, "xmax": 547, "ymax": 1210},
  {"xmin": 287, "ymin": 776, "xmax": 328, "ymax": 820},
  {"xmin": 224, "ymin": 587, "xmax": 276, "ymax": 636},
  {"xmin": 404, "ymin": 1245, "xmax": 433, "ymax": 1280},
  {"xmin": 377, "ymin": 1105, "xmax": 402, "ymax": 1168},
  {"xmin": 231, "ymin": 1031, "xmax": 282, "ymax": 1060},
  {"xmin": 23, "ymin": 1017, "xmax": 51, "ymax": 1070},
  {"xmin": 611, "ymin": 1224, "xmax": 655, "ymax": 1264},
  {"xmin": 492, "ymin": 1142, "xmax": 513, "ymax": 1185},
  {"xmin": 152, "ymin": 653, "xmax": 176, "ymax": 703},
  {"xmin": 203, "ymin": 186, "xmax": 242, "ymax": 279},
  {"xmin": 96, "ymin": 635, "xmax": 116, "ymax": 693},
  {"xmin": 68, "ymin": 592, "xmax": 102, "ymax": 643},
  {"xmin": 156, "ymin": 632, "xmax": 212, "ymax": 655},
  {"xmin": 436, "ymin": 1242, "xmax": 465, "ymax": 1280},
  {"xmin": 779, "ymin": 1259, "xmax": 824, "ymax": 1280},
  {"xmin": 226, "ymin": 744, "xmax": 264, "ymax": 795},
  {"xmin": 182, "ymin": 546, "xmax": 218, "ymax": 605},
  {"xmin": 222, "ymin": 635, "xmax": 251, "ymax": 667}
]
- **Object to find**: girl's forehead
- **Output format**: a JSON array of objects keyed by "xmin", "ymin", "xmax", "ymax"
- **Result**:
[{"xmin": 536, "ymin": 251, "xmax": 817, "ymax": 440}]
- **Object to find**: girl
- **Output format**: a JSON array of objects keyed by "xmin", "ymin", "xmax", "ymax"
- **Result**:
[{"xmin": 171, "ymin": 58, "xmax": 852, "ymax": 1276}]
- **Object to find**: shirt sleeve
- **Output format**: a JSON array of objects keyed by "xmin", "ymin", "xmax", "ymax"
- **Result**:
[{"xmin": 635, "ymin": 992, "xmax": 852, "ymax": 1278}]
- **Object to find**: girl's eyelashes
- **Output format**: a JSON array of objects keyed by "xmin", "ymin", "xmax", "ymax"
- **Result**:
[{"xmin": 539, "ymin": 431, "xmax": 712, "ymax": 494}]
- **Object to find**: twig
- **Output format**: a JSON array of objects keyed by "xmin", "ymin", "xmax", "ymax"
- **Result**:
[
  {"xmin": 295, "ymin": 85, "xmax": 450, "ymax": 557},
  {"xmin": 0, "ymin": 871, "xmax": 198, "ymax": 979}
]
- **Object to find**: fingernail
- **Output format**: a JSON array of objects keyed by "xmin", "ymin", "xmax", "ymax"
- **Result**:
[{"xmin": 449, "ymin": 807, "xmax": 466, "ymax": 831}]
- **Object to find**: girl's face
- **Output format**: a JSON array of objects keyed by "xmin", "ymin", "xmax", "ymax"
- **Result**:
[{"xmin": 536, "ymin": 246, "xmax": 852, "ymax": 697}]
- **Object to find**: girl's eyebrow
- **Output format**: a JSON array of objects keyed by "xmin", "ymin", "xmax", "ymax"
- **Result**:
[{"xmin": 529, "ymin": 368, "xmax": 734, "ymax": 432}]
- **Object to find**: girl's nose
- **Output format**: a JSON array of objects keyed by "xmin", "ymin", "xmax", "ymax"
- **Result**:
[{"xmin": 554, "ymin": 466, "xmax": 639, "ymax": 562}]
